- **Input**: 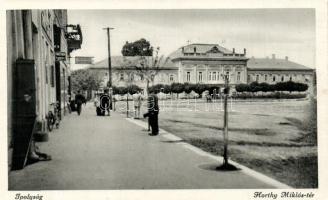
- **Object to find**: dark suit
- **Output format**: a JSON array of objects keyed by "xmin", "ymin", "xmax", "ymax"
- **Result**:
[
  {"xmin": 147, "ymin": 94, "xmax": 159, "ymax": 135},
  {"xmin": 75, "ymin": 93, "xmax": 86, "ymax": 115}
]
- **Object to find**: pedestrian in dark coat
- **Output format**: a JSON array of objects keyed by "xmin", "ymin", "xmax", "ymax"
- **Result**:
[
  {"xmin": 75, "ymin": 90, "xmax": 86, "ymax": 115},
  {"xmin": 100, "ymin": 88, "xmax": 110, "ymax": 116},
  {"xmin": 144, "ymin": 91, "xmax": 159, "ymax": 136}
]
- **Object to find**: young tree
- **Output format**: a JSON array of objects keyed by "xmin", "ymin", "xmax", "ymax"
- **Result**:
[{"xmin": 124, "ymin": 47, "xmax": 170, "ymax": 96}]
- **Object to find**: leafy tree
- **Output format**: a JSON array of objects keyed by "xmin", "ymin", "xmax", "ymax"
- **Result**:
[
  {"xmin": 249, "ymin": 82, "xmax": 261, "ymax": 93},
  {"xmin": 163, "ymin": 85, "xmax": 171, "ymax": 94},
  {"xmin": 194, "ymin": 83, "xmax": 207, "ymax": 97},
  {"xmin": 183, "ymin": 83, "xmax": 194, "ymax": 94},
  {"xmin": 71, "ymin": 69, "xmax": 103, "ymax": 93},
  {"xmin": 121, "ymin": 38, "xmax": 153, "ymax": 56},
  {"xmin": 171, "ymin": 83, "xmax": 184, "ymax": 98},
  {"xmin": 235, "ymin": 84, "xmax": 249, "ymax": 93},
  {"xmin": 126, "ymin": 84, "xmax": 142, "ymax": 94},
  {"xmin": 259, "ymin": 82, "xmax": 270, "ymax": 92},
  {"xmin": 207, "ymin": 84, "xmax": 220, "ymax": 95}
]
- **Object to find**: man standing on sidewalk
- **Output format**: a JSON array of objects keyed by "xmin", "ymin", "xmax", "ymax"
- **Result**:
[{"xmin": 144, "ymin": 90, "xmax": 159, "ymax": 136}]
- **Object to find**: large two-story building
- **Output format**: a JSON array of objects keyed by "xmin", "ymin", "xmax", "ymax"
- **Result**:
[{"xmin": 88, "ymin": 43, "xmax": 315, "ymax": 94}]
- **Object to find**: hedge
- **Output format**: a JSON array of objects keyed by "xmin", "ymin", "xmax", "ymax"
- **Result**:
[
  {"xmin": 235, "ymin": 81, "xmax": 308, "ymax": 93},
  {"xmin": 112, "ymin": 84, "xmax": 142, "ymax": 95}
]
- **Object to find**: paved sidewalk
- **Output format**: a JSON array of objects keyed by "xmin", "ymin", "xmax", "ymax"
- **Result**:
[{"xmin": 9, "ymin": 103, "xmax": 281, "ymax": 190}]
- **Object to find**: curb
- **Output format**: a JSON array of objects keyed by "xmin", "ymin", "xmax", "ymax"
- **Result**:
[{"xmin": 126, "ymin": 117, "xmax": 292, "ymax": 189}]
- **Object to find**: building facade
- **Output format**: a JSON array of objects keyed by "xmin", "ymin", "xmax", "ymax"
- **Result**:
[
  {"xmin": 88, "ymin": 43, "xmax": 315, "ymax": 94},
  {"xmin": 7, "ymin": 10, "xmax": 82, "ymax": 170}
]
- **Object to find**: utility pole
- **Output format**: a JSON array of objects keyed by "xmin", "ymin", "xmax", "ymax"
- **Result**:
[{"xmin": 103, "ymin": 27, "xmax": 114, "ymax": 109}]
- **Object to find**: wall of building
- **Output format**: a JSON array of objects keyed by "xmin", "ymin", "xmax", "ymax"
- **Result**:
[
  {"xmin": 177, "ymin": 60, "xmax": 248, "ymax": 85},
  {"xmin": 247, "ymin": 70, "xmax": 313, "ymax": 84},
  {"xmin": 7, "ymin": 9, "xmax": 72, "ymax": 170},
  {"xmin": 91, "ymin": 68, "xmax": 179, "ymax": 91}
]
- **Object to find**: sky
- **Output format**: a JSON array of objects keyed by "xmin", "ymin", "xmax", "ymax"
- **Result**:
[{"xmin": 68, "ymin": 9, "xmax": 315, "ymax": 70}]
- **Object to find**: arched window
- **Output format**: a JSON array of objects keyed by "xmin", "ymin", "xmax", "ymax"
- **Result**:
[
  {"xmin": 256, "ymin": 74, "xmax": 259, "ymax": 82},
  {"xmin": 281, "ymin": 76, "xmax": 284, "ymax": 82}
]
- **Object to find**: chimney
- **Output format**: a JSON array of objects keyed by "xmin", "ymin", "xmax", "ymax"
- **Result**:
[
  {"xmin": 285, "ymin": 56, "xmax": 288, "ymax": 61},
  {"xmin": 243, "ymin": 48, "xmax": 246, "ymax": 56},
  {"xmin": 272, "ymin": 54, "xmax": 276, "ymax": 60},
  {"xmin": 232, "ymin": 48, "xmax": 235, "ymax": 54}
]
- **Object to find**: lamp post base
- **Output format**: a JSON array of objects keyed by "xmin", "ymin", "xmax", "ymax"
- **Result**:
[{"xmin": 216, "ymin": 162, "xmax": 238, "ymax": 171}]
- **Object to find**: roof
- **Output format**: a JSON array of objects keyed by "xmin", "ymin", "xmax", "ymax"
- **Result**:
[
  {"xmin": 247, "ymin": 57, "xmax": 314, "ymax": 71},
  {"xmin": 169, "ymin": 43, "xmax": 247, "ymax": 61},
  {"xmin": 88, "ymin": 56, "xmax": 177, "ymax": 70}
]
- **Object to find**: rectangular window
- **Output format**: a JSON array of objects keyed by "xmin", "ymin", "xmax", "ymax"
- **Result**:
[
  {"xmin": 265, "ymin": 75, "xmax": 267, "ymax": 81},
  {"xmin": 50, "ymin": 65, "xmax": 55, "ymax": 87},
  {"xmin": 186, "ymin": 72, "xmax": 191, "ymax": 82},
  {"xmin": 45, "ymin": 64, "xmax": 49, "ymax": 84},
  {"xmin": 226, "ymin": 72, "xmax": 230, "ymax": 81},
  {"xmin": 212, "ymin": 72, "xmax": 217, "ymax": 81},
  {"xmin": 256, "ymin": 74, "xmax": 259, "ymax": 82},
  {"xmin": 209, "ymin": 72, "xmax": 212, "ymax": 81},
  {"xmin": 281, "ymin": 76, "xmax": 284, "ymax": 82},
  {"xmin": 237, "ymin": 72, "xmax": 241, "ymax": 81},
  {"xmin": 273, "ymin": 76, "xmax": 276, "ymax": 82},
  {"xmin": 217, "ymin": 72, "xmax": 220, "ymax": 81},
  {"xmin": 198, "ymin": 72, "xmax": 203, "ymax": 82},
  {"xmin": 170, "ymin": 75, "xmax": 174, "ymax": 82}
]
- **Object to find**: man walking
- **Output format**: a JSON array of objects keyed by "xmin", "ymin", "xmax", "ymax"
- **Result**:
[
  {"xmin": 144, "ymin": 90, "xmax": 159, "ymax": 136},
  {"xmin": 75, "ymin": 90, "xmax": 86, "ymax": 116}
]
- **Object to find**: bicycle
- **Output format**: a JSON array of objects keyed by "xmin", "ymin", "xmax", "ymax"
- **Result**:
[{"xmin": 46, "ymin": 102, "xmax": 60, "ymax": 132}]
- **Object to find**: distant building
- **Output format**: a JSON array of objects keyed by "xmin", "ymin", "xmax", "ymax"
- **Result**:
[
  {"xmin": 88, "ymin": 43, "xmax": 315, "ymax": 94},
  {"xmin": 169, "ymin": 44, "xmax": 248, "ymax": 85},
  {"xmin": 247, "ymin": 55, "xmax": 314, "ymax": 85}
]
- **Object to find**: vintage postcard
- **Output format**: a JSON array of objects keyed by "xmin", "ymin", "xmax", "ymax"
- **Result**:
[{"xmin": 1, "ymin": 1, "xmax": 327, "ymax": 200}]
